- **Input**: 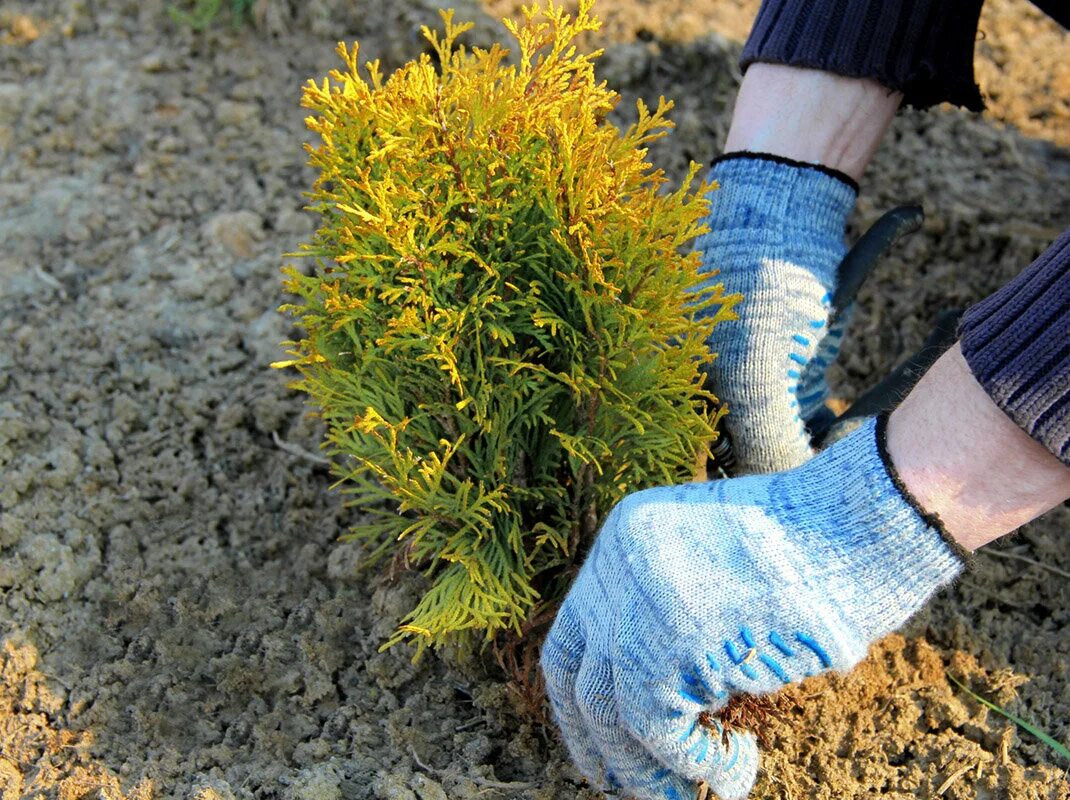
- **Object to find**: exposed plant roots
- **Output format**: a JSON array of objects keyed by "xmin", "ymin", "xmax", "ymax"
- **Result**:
[
  {"xmin": 494, "ymin": 606, "xmax": 560, "ymax": 727},
  {"xmin": 701, "ymin": 690, "xmax": 803, "ymax": 748}
]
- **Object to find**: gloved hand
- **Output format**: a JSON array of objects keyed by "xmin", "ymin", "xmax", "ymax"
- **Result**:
[
  {"xmin": 693, "ymin": 153, "xmax": 858, "ymax": 474},
  {"xmin": 541, "ymin": 416, "xmax": 966, "ymax": 800}
]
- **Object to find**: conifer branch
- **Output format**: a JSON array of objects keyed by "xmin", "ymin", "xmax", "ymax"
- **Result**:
[{"xmin": 277, "ymin": 2, "xmax": 729, "ymax": 649}]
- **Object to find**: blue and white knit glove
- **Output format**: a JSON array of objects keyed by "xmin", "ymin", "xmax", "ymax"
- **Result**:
[
  {"xmin": 541, "ymin": 416, "xmax": 966, "ymax": 800},
  {"xmin": 694, "ymin": 153, "xmax": 859, "ymax": 474}
]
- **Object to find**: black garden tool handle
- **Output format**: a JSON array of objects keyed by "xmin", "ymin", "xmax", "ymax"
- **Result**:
[
  {"xmin": 809, "ymin": 308, "xmax": 964, "ymax": 446},
  {"xmin": 832, "ymin": 204, "xmax": 924, "ymax": 315}
]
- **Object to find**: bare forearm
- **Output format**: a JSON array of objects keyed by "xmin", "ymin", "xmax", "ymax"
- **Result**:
[
  {"xmin": 888, "ymin": 344, "xmax": 1070, "ymax": 551},
  {"xmin": 724, "ymin": 63, "xmax": 901, "ymax": 181}
]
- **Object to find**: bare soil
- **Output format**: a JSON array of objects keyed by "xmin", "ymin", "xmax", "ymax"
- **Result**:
[{"xmin": 1, "ymin": 1, "xmax": 1067, "ymax": 799}]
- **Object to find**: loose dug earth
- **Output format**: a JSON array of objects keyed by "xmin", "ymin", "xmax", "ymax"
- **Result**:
[{"xmin": 1, "ymin": 1, "xmax": 1068, "ymax": 799}]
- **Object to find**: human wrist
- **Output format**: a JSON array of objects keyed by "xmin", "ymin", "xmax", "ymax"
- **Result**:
[
  {"xmin": 887, "ymin": 343, "xmax": 1070, "ymax": 551},
  {"xmin": 724, "ymin": 63, "xmax": 901, "ymax": 182}
]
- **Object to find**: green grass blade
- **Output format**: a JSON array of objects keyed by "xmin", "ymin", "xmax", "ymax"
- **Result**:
[{"xmin": 948, "ymin": 673, "xmax": 1070, "ymax": 763}]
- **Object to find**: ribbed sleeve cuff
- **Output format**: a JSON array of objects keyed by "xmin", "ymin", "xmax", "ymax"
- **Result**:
[
  {"xmin": 698, "ymin": 152, "xmax": 857, "ymax": 288},
  {"xmin": 958, "ymin": 229, "xmax": 1070, "ymax": 466},
  {"xmin": 740, "ymin": 0, "xmax": 986, "ymax": 111}
]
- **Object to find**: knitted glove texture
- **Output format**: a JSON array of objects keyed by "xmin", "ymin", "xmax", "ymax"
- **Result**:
[
  {"xmin": 694, "ymin": 153, "xmax": 858, "ymax": 474},
  {"xmin": 541, "ymin": 417, "xmax": 965, "ymax": 800}
]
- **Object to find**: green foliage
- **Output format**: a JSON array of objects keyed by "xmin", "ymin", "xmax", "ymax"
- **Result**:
[
  {"xmin": 278, "ymin": 0, "xmax": 740, "ymax": 652},
  {"xmin": 168, "ymin": 0, "xmax": 255, "ymax": 30}
]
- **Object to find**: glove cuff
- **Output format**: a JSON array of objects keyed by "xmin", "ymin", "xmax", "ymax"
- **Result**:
[
  {"xmin": 697, "ymin": 152, "xmax": 858, "ymax": 290},
  {"xmin": 791, "ymin": 415, "xmax": 968, "ymax": 650},
  {"xmin": 873, "ymin": 411, "xmax": 975, "ymax": 567},
  {"xmin": 711, "ymin": 151, "xmax": 860, "ymax": 193}
]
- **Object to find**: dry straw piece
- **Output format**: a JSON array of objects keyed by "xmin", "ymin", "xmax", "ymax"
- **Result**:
[{"xmin": 277, "ymin": 0, "xmax": 739, "ymax": 652}]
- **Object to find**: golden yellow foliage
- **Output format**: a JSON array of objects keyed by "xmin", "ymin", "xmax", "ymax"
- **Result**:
[{"xmin": 279, "ymin": 0, "xmax": 739, "ymax": 651}]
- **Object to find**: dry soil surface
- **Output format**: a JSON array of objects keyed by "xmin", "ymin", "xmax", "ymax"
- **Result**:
[{"xmin": 1, "ymin": 1, "xmax": 1068, "ymax": 799}]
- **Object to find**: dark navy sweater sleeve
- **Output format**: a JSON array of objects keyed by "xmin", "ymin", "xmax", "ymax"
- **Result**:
[
  {"xmin": 958, "ymin": 231, "xmax": 1070, "ymax": 466},
  {"xmin": 740, "ymin": 1, "xmax": 1069, "ymax": 110},
  {"xmin": 740, "ymin": 0, "xmax": 986, "ymax": 110}
]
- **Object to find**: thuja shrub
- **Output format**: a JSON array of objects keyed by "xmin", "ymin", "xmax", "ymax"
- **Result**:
[{"xmin": 278, "ymin": 0, "xmax": 739, "ymax": 652}]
